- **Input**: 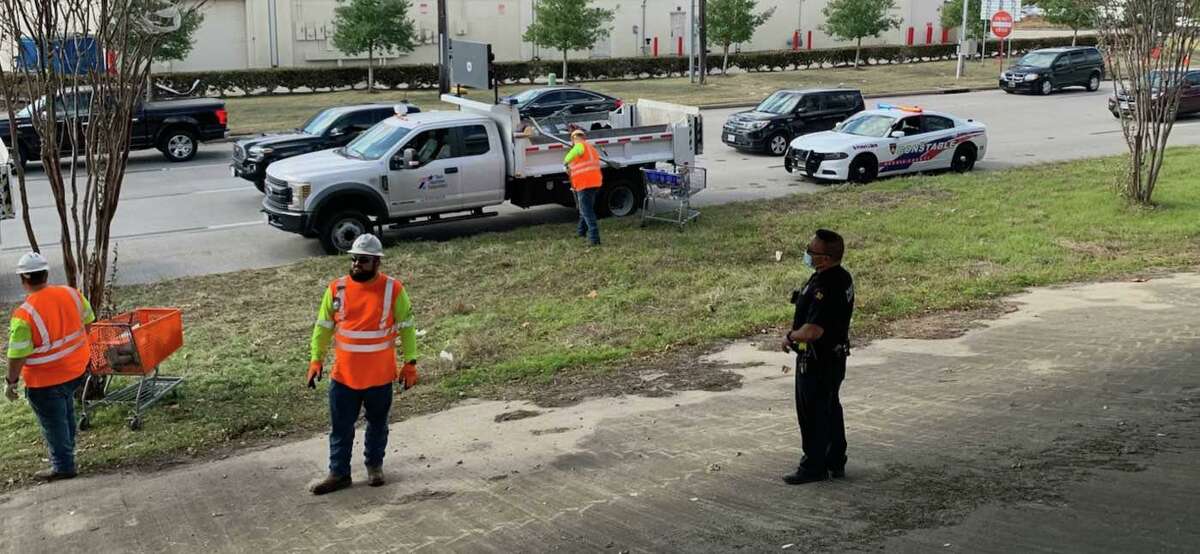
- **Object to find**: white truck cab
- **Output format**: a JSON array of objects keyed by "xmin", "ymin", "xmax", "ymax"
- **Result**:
[{"xmin": 262, "ymin": 96, "xmax": 702, "ymax": 253}]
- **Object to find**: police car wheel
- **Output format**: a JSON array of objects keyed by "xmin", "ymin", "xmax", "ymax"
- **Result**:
[
  {"xmin": 767, "ymin": 132, "xmax": 790, "ymax": 156},
  {"xmin": 254, "ymin": 179, "xmax": 265, "ymax": 193},
  {"xmin": 848, "ymin": 155, "xmax": 877, "ymax": 184},
  {"xmin": 951, "ymin": 144, "xmax": 977, "ymax": 173}
]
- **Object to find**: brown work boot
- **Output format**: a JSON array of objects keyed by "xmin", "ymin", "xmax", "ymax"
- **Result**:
[
  {"xmin": 309, "ymin": 474, "xmax": 352, "ymax": 495},
  {"xmin": 33, "ymin": 468, "xmax": 77, "ymax": 482},
  {"xmin": 367, "ymin": 466, "xmax": 385, "ymax": 487}
]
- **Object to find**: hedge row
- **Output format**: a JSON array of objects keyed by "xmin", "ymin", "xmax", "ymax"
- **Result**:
[{"xmin": 153, "ymin": 35, "xmax": 1099, "ymax": 97}]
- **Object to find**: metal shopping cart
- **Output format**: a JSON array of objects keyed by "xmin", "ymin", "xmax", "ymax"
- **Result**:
[
  {"xmin": 639, "ymin": 164, "xmax": 706, "ymax": 231},
  {"xmin": 80, "ymin": 308, "xmax": 185, "ymax": 431}
]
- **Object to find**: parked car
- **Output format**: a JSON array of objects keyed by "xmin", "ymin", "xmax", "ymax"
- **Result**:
[
  {"xmin": 232, "ymin": 103, "xmax": 419, "ymax": 192},
  {"xmin": 262, "ymin": 96, "xmax": 700, "ymax": 254},
  {"xmin": 784, "ymin": 103, "xmax": 988, "ymax": 184},
  {"xmin": 722, "ymin": 89, "xmax": 865, "ymax": 156},
  {"xmin": 999, "ymin": 46, "xmax": 1105, "ymax": 95},
  {"xmin": 0, "ymin": 87, "xmax": 227, "ymax": 168},
  {"xmin": 500, "ymin": 87, "xmax": 623, "ymax": 120},
  {"xmin": 1108, "ymin": 69, "xmax": 1200, "ymax": 119}
]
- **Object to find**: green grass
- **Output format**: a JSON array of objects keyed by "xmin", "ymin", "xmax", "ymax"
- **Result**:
[
  {"xmin": 223, "ymin": 60, "xmax": 1001, "ymax": 135},
  {"xmin": 2, "ymin": 148, "xmax": 1199, "ymax": 485}
]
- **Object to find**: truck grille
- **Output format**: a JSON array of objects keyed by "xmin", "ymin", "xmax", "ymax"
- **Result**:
[{"xmin": 265, "ymin": 176, "xmax": 291, "ymax": 208}]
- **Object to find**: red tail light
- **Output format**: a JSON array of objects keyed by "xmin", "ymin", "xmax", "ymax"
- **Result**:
[
  {"xmin": 615, "ymin": 99, "xmax": 624, "ymax": 109},
  {"xmin": 216, "ymin": 108, "xmax": 228, "ymax": 126}
]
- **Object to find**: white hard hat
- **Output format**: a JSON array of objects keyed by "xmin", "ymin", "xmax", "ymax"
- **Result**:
[
  {"xmin": 16, "ymin": 252, "xmax": 49, "ymax": 274},
  {"xmin": 347, "ymin": 234, "xmax": 384, "ymax": 257}
]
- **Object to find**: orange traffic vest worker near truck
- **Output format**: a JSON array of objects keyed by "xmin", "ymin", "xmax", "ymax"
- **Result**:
[
  {"xmin": 565, "ymin": 129, "xmax": 604, "ymax": 246},
  {"xmin": 306, "ymin": 234, "xmax": 418, "ymax": 495},
  {"xmin": 5, "ymin": 252, "xmax": 96, "ymax": 482}
]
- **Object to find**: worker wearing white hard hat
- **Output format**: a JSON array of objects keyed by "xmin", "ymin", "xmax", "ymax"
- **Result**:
[
  {"xmin": 6, "ymin": 251, "xmax": 95, "ymax": 482},
  {"xmin": 305, "ymin": 234, "xmax": 419, "ymax": 495}
]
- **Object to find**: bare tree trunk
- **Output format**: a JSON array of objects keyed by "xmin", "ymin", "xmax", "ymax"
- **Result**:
[
  {"xmin": 368, "ymin": 45, "xmax": 376, "ymax": 93},
  {"xmin": 562, "ymin": 50, "xmax": 569, "ymax": 83},
  {"xmin": 855, "ymin": 38, "xmax": 862, "ymax": 68},
  {"xmin": 1072, "ymin": 28, "xmax": 1078, "ymax": 47},
  {"xmin": 722, "ymin": 43, "xmax": 730, "ymax": 74}
]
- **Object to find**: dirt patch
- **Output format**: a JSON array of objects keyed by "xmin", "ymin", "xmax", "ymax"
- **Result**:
[
  {"xmin": 888, "ymin": 302, "xmax": 1019, "ymax": 340},
  {"xmin": 494, "ymin": 410, "xmax": 542, "ymax": 423},
  {"xmin": 1057, "ymin": 239, "xmax": 1129, "ymax": 259},
  {"xmin": 391, "ymin": 489, "xmax": 456, "ymax": 506},
  {"xmin": 531, "ymin": 427, "xmax": 576, "ymax": 436}
]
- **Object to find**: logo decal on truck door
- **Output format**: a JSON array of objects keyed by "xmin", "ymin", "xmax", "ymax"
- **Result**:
[{"xmin": 418, "ymin": 174, "xmax": 447, "ymax": 190}]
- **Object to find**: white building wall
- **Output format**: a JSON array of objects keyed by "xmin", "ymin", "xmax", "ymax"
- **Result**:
[{"xmin": 157, "ymin": 0, "xmax": 956, "ymax": 73}]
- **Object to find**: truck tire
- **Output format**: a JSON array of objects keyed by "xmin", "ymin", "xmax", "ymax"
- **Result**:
[
  {"xmin": 319, "ymin": 210, "xmax": 371, "ymax": 255},
  {"xmin": 597, "ymin": 180, "xmax": 641, "ymax": 218},
  {"xmin": 160, "ymin": 128, "xmax": 198, "ymax": 162},
  {"xmin": 766, "ymin": 131, "xmax": 790, "ymax": 156}
]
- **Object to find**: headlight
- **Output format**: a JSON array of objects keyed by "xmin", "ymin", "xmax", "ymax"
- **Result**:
[
  {"xmin": 823, "ymin": 152, "xmax": 849, "ymax": 160},
  {"xmin": 748, "ymin": 121, "xmax": 769, "ymax": 130},
  {"xmin": 1023, "ymin": 73, "xmax": 1039, "ymax": 82},
  {"xmin": 248, "ymin": 146, "xmax": 274, "ymax": 158},
  {"xmin": 287, "ymin": 182, "xmax": 311, "ymax": 211}
]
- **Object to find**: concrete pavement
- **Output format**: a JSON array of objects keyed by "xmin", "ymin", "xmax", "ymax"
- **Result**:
[
  {"xmin": 4, "ymin": 88, "xmax": 1200, "ymax": 301},
  {"xmin": 2, "ymin": 274, "xmax": 1197, "ymax": 553}
]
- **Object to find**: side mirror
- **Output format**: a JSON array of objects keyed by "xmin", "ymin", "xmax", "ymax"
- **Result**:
[
  {"xmin": 404, "ymin": 148, "xmax": 417, "ymax": 168},
  {"xmin": 329, "ymin": 127, "xmax": 346, "ymax": 137},
  {"xmin": 890, "ymin": 130, "xmax": 906, "ymax": 139}
]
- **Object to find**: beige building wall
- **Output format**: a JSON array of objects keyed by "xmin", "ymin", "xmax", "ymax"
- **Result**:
[{"xmin": 147, "ymin": 0, "xmax": 956, "ymax": 73}]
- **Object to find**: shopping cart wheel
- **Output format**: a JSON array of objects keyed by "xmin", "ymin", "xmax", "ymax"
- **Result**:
[
  {"xmin": 128, "ymin": 416, "xmax": 143, "ymax": 431},
  {"xmin": 78, "ymin": 416, "xmax": 91, "ymax": 431}
]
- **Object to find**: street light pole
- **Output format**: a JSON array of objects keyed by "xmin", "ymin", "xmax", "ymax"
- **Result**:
[
  {"xmin": 955, "ymin": 0, "xmax": 968, "ymax": 78},
  {"xmin": 698, "ymin": 0, "xmax": 707, "ymax": 84},
  {"xmin": 438, "ymin": 0, "xmax": 449, "ymax": 94}
]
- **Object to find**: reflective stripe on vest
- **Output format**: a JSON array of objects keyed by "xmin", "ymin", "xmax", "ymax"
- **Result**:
[
  {"xmin": 333, "ymin": 277, "xmax": 398, "ymax": 352},
  {"xmin": 21, "ymin": 290, "xmax": 87, "ymax": 366}
]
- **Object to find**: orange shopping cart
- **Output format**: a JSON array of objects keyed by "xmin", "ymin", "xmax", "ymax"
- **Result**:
[{"xmin": 80, "ymin": 308, "xmax": 185, "ymax": 431}]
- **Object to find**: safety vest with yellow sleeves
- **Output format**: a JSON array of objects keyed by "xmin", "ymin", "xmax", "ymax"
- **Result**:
[
  {"xmin": 565, "ymin": 141, "xmax": 603, "ymax": 191},
  {"xmin": 310, "ymin": 273, "xmax": 417, "ymax": 390},
  {"xmin": 7, "ymin": 286, "xmax": 96, "ymax": 388}
]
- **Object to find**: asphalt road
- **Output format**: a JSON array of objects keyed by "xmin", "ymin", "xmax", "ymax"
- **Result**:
[{"xmin": 2, "ymin": 87, "xmax": 1199, "ymax": 300}]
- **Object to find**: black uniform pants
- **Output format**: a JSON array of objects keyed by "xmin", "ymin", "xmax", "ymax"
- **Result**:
[{"xmin": 795, "ymin": 355, "xmax": 847, "ymax": 474}]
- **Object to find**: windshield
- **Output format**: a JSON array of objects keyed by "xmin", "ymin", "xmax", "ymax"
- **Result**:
[
  {"xmin": 1016, "ymin": 52, "xmax": 1059, "ymax": 68},
  {"xmin": 510, "ymin": 89, "xmax": 544, "ymax": 105},
  {"xmin": 755, "ymin": 92, "xmax": 801, "ymax": 115},
  {"xmin": 1147, "ymin": 71, "xmax": 1184, "ymax": 89},
  {"xmin": 301, "ymin": 109, "xmax": 342, "ymax": 135},
  {"xmin": 838, "ymin": 114, "xmax": 898, "ymax": 137},
  {"xmin": 344, "ymin": 120, "xmax": 411, "ymax": 160}
]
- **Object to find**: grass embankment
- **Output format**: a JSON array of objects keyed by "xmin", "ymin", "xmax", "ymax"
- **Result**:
[
  {"xmin": 223, "ymin": 60, "xmax": 1000, "ymax": 135},
  {"xmin": 2, "ymin": 148, "xmax": 1199, "ymax": 485}
]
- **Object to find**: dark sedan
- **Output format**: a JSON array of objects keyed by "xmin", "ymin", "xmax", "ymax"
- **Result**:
[
  {"xmin": 501, "ymin": 87, "xmax": 623, "ymax": 120},
  {"xmin": 232, "ymin": 103, "xmax": 418, "ymax": 191}
]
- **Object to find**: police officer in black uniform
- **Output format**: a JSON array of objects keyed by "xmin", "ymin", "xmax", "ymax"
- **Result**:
[{"xmin": 781, "ymin": 229, "xmax": 855, "ymax": 485}]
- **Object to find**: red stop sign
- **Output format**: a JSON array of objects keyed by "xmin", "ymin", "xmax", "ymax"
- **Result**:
[{"xmin": 991, "ymin": 10, "xmax": 1014, "ymax": 39}]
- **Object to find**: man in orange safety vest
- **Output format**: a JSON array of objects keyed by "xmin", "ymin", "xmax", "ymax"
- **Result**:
[
  {"xmin": 306, "ymin": 233, "xmax": 418, "ymax": 495},
  {"xmin": 565, "ymin": 129, "xmax": 604, "ymax": 246}
]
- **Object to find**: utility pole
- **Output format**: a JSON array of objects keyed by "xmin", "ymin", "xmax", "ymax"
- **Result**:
[
  {"xmin": 698, "ymin": 0, "xmax": 707, "ymax": 84},
  {"xmin": 955, "ymin": 0, "xmax": 968, "ymax": 78},
  {"xmin": 438, "ymin": 0, "xmax": 449, "ymax": 94},
  {"xmin": 688, "ymin": 0, "xmax": 695, "ymax": 83}
]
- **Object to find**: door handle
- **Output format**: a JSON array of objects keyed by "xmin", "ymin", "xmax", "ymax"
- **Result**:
[{"xmin": 444, "ymin": 167, "xmax": 459, "ymax": 174}]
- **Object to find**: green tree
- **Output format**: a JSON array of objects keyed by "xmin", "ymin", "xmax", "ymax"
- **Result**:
[
  {"xmin": 822, "ymin": 0, "xmax": 903, "ymax": 68},
  {"xmin": 523, "ymin": 0, "xmax": 614, "ymax": 82},
  {"xmin": 152, "ymin": 7, "xmax": 204, "ymax": 62},
  {"xmin": 331, "ymin": 0, "xmax": 416, "ymax": 92},
  {"xmin": 940, "ymin": 0, "xmax": 985, "ymax": 42},
  {"xmin": 707, "ymin": 0, "xmax": 776, "ymax": 74},
  {"xmin": 1041, "ymin": 0, "xmax": 1094, "ymax": 45}
]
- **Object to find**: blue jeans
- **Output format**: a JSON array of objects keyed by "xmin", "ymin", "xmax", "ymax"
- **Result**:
[
  {"xmin": 575, "ymin": 188, "xmax": 601, "ymax": 245},
  {"xmin": 328, "ymin": 379, "xmax": 393, "ymax": 477},
  {"xmin": 26, "ymin": 376, "xmax": 83, "ymax": 474}
]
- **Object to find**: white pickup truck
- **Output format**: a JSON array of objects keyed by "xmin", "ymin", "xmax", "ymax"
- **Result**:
[{"xmin": 261, "ymin": 95, "xmax": 703, "ymax": 253}]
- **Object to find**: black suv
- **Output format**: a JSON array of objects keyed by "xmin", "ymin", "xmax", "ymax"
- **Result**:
[
  {"xmin": 722, "ymin": 89, "xmax": 865, "ymax": 155},
  {"xmin": 999, "ymin": 46, "xmax": 1105, "ymax": 95},
  {"xmin": 231, "ymin": 103, "xmax": 418, "ymax": 191},
  {"xmin": 501, "ymin": 87, "xmax": 623, "ymax": 119}
]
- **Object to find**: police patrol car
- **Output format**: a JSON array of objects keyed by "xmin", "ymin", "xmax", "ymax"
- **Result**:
[{"xmin": 783, "ymin": 104, "xmax": 988, "ymax": 183}]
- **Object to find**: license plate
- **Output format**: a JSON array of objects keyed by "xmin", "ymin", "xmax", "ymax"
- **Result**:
[{"xmin": 726, "ymin": 134, "xmax": 736, "ymax": 142}]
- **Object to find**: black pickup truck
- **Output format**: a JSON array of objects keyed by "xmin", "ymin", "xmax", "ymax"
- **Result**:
[{"xmin": 1, "ymin": 88, "xmax": 227, "ymax": 168}]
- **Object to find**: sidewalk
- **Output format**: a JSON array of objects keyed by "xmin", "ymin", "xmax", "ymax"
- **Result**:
[{"xmin": 2, "ymin": 274, "xmax": 1198, "ymax": 553}]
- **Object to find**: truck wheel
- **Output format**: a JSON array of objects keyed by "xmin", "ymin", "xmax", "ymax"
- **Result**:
[
  {"xmin": 598, "ymin": 181, "xmax": 640, "ymax": 218},
  {"xmin": 319, "ymin": 210, "xmax": 371, "ymax": 255},
  {"xmin": 160, "ymin": 129, "xmax": 198, "ymax": 162}
]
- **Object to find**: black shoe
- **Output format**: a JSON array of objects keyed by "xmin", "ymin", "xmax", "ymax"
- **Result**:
[
  {"xmin": 782, "ymin": 470, "xmax": 828, "ymax": 485},
  {"xmin": 830, "ymin": 467, "xmax": 846, "ymax": 479},
  {"xmin": 309, "ymin": 474, "xmax": 352, "ymax": 495},
  {"xmin": 367, "ymin": 466, "xmax": 386, "ymax": 487},
  {"xmin": 33, "ymin": 468, "xmax": 77, "ymax": 482}
]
